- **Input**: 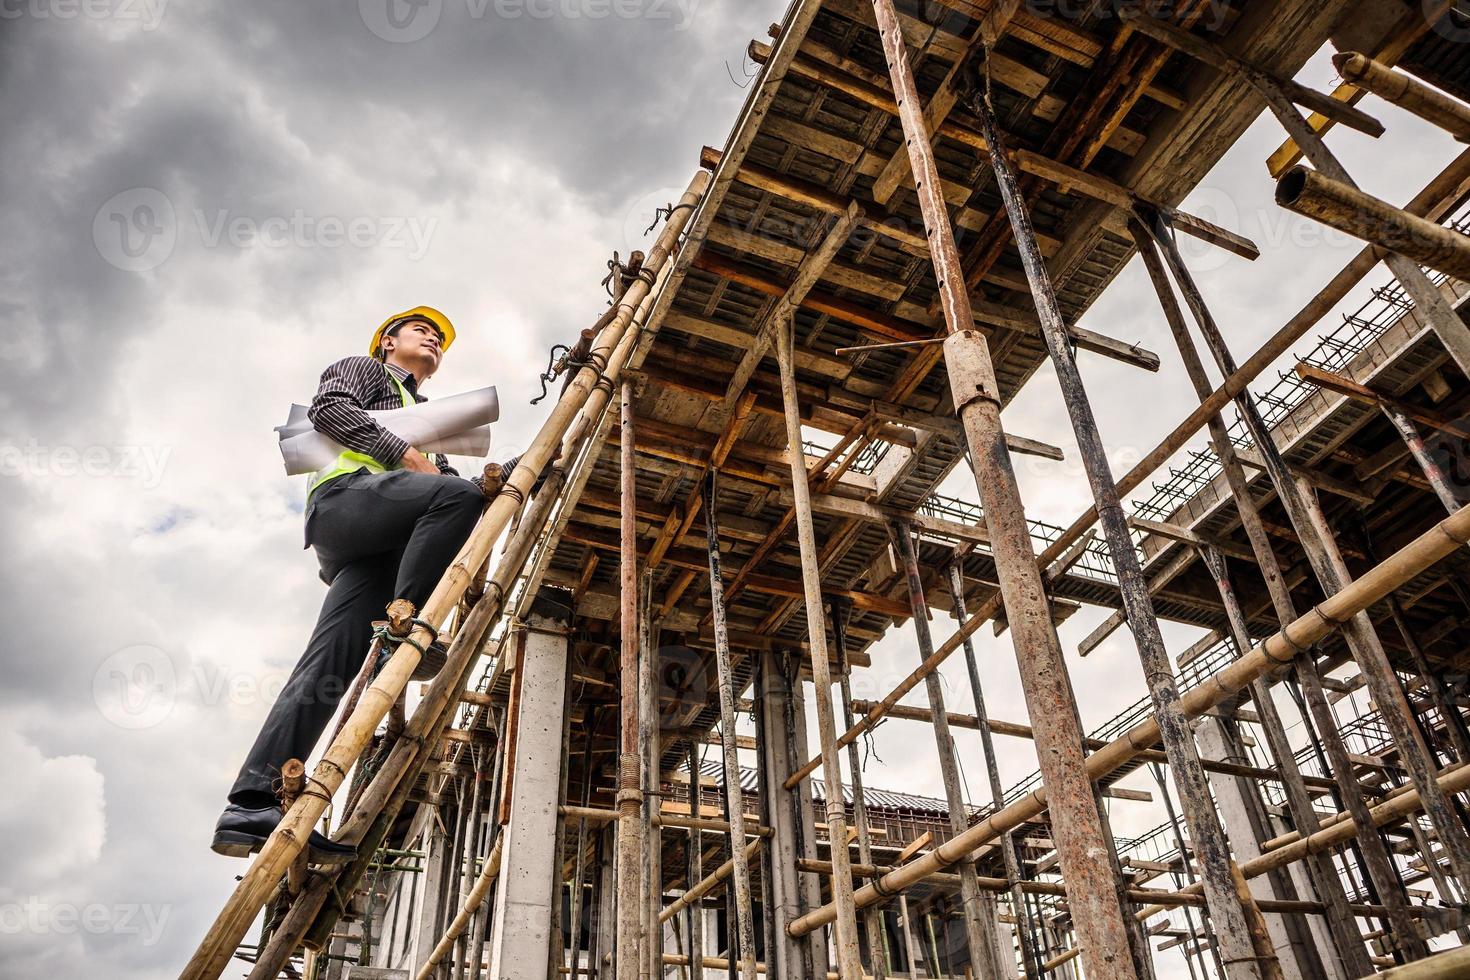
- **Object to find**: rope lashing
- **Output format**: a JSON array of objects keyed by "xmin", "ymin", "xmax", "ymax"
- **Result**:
[
  {"xmin": 531, "ymin": 344, "xmax": 613, "ymax": 405},
  {"xmin": 644, "ymin": 200, "xmax": 696, "ymax": 236}
]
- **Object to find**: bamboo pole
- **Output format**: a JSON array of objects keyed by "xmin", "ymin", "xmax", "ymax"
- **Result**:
[
  {"xmin": 1360, "ymin": 944, "xmax": 1470, "ymax": 979},
  {"xmin": 185, "ymin": 170, "xmax": 710, "ymax": 980},
  {"xmin": 703, "ymin": 471, "xmax": 759, "ymax": 980},
  {"xmin": 849, "ymin": 700, "xmax": 1341, "ymax": 793},
  {"xmin": 1275, "ymin": 165, "xmax": 1470, "ymax": 280},
  {"xmin": 970, "ymin": 82, "xmax": 1264, "ymax": 980},
  {"xmin": 772, "ymin": 313, "xmax": 864, "ymax": 980},
  {"xmin": 787, "ymin": 502, "xmax": 1470, "ymax": 934},
  {"xmin": 618, "ymin": 378, "xmax": 645, "ymax": 980},
  {"xmin": 661, "ymin": 840, "xmax": 765, "ymax": 925},
  {"xmin": 862, "ymin": 3, "xmax": 1141, "ymax": 974},
  {"xmin": 415, "ymin": 837, "xmax": 505, "ymax": 980},
  {"xmin": 1333, "ymin": 52, "xmax": 1470, "ymax": 142}
]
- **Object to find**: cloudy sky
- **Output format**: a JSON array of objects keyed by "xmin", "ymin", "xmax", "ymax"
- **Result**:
[{"xmin": 1, "ymin": 0, "xmax": 1463, "ymax": 976}]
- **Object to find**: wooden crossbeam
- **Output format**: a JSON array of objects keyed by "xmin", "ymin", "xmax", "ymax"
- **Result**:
[
  {"xmin": 745, "ymin": 41, "xmax": 1258, "ymax": 261},
  {"xmin": 1296, "ymin": 363, "xmax": 1470, "ymax": 442},
  {"xmin": 1120, "ymin": 11, "xmax": 1384, "ymax": 138}
]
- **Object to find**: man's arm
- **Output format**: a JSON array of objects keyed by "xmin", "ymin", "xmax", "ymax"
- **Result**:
[{"xmin": 307, "ymin": 356, "xmax": 411, "ymax": 467}]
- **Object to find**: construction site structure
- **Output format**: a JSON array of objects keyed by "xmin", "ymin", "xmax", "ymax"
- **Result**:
[{"xmin": 179, "ymin": 1, "xmax": 1470, "ymax": 978}]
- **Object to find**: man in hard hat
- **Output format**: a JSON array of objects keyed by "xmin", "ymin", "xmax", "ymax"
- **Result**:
[{"xmin": 213, "ymin": 306, "xmax": 524, "ymax": 864}]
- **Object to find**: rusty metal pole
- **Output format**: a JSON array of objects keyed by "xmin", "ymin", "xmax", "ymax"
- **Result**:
[
  {"xmin": 968, "ymin": 82, "xmax": 1265, "ymax": 980},
  {"xmin": 888, "ymin": 521, "xmax": 1007, "ymax": 980},
  {"xmin": 640, "ymin": 567, "xmax": 662, "ymax": 980},
  {"xmin": 1140, "ymin": 210, "xmax": 1436, "ymax": 965},
  {"xmin": 1146, "ymin": 194, "xmax": 1470, "ymax": 903},
  {"xmin": 863, "ymin": 3, "xmax": 1142, "ymax": 976},
  {"xmin": 617, "ymin": 379, "xmax": 645, "ymax": 980},
  {"xmin": 1382, "ymin": 406, "xmax": 1463, "ymax": 514},
  {"xmin": 703, "ymin": 471, "xmax": 760, "ymax": 980},
  {"xmin": 830, "ymin": 596, "xmax": 889, "ymax": 980},
  {"xmin": 945, "ymin": 561, "xmax": 1042, "ymax": 980},
  {"xmin": 1128, "ymin": 217, "xmax": 1387, "ymax": 976},
  {"xmin": 772, "ymin": 315, "xmax": 864, "ymax": 980},
  {"xmin": 687, "ymin": 739, "xmax": 706, "ymax": 980}
]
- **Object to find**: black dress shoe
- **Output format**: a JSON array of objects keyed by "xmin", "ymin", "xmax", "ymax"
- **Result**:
[{"xmin": 212, "ymin": 803, "xmax": 358, "ymax": 866}]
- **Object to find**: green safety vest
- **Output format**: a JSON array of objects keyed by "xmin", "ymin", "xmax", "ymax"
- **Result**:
[{"xmin": 307, "ymin": 364, "xmax": 415, "ymax": 498}]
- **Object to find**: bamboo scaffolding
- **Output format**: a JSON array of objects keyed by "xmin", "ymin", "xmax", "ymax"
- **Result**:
[
  {"xmin": 184, "ymin": 170, "xmax": 710, "ymax": 980},
  {"xmin": 787, "ymin": 501, "xmax": 1470, "ymax": 934},
  {"xmin": 1130, "ymin": 213, "xmax": 1394, "ymax": 974},
  {"xmin": 1176, "ymin": 80, "xmax": 1470, "ymax": 912}
]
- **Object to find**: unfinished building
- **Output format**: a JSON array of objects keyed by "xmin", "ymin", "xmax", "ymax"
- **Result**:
[{"xmin": 180, "ymin": 1, "xmax": 1470, "ymax": 978}]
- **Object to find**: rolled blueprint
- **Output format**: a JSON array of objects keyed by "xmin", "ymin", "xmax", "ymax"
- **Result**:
[{"xmin": 276, "ymin": 386, "xmax": 499, "ymax": 475}]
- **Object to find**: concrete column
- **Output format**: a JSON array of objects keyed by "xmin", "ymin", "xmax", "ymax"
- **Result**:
[
  {"xmin": 408, "ymin": 823, "xmax": 451, "ymax": 974},
  {"xmin": 487, "ymin": 591, "xmax": 573, "ymax": 979},
  {"xmin": 757, "ymin": 649, "xmax": 830, "ymax": 980},
  {"xmin": 1195, "ymin": 716, "xmax": 1333, "ymax": 980}
]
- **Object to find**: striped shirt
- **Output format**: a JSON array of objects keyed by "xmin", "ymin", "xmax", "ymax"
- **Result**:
[{"xmin": 307, "ymin": 355, "xmax": 520, "ymax": 484}]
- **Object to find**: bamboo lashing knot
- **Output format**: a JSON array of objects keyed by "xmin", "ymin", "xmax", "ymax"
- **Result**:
[{"xmin": 644, "ymin": 200, "xmax": 696, "ymax": 236}]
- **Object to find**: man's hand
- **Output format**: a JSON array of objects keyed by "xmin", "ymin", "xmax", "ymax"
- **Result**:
[{"xmin": 399, "ymin": 447, "xmax": 439, "ymax": 475}]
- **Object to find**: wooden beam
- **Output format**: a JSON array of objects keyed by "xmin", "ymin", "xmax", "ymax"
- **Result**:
[
  {"xmin": 1120, "ymin": 11, "xmax": 1385, "ymax": 139},
  {"xmin": 1295, "ymin": 363, "xmax": 1470, "ymax": 441},
  {"xmin": 745, "ymin": 41, "xmax": 1258, "ymax": 261},
  {"xmin": 720, "ymin": 200, "xmax": 865, "ymax": 410}
]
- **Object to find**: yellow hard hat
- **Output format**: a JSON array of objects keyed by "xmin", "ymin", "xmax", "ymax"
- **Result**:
[{"xmin": 369, "ymin": 306, "xmax": 457, "ymax": 356}]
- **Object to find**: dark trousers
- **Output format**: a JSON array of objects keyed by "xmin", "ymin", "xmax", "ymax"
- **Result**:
[{"xmin": 228, "ymin": 469, "xmax": 483, "ymax": 806}]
